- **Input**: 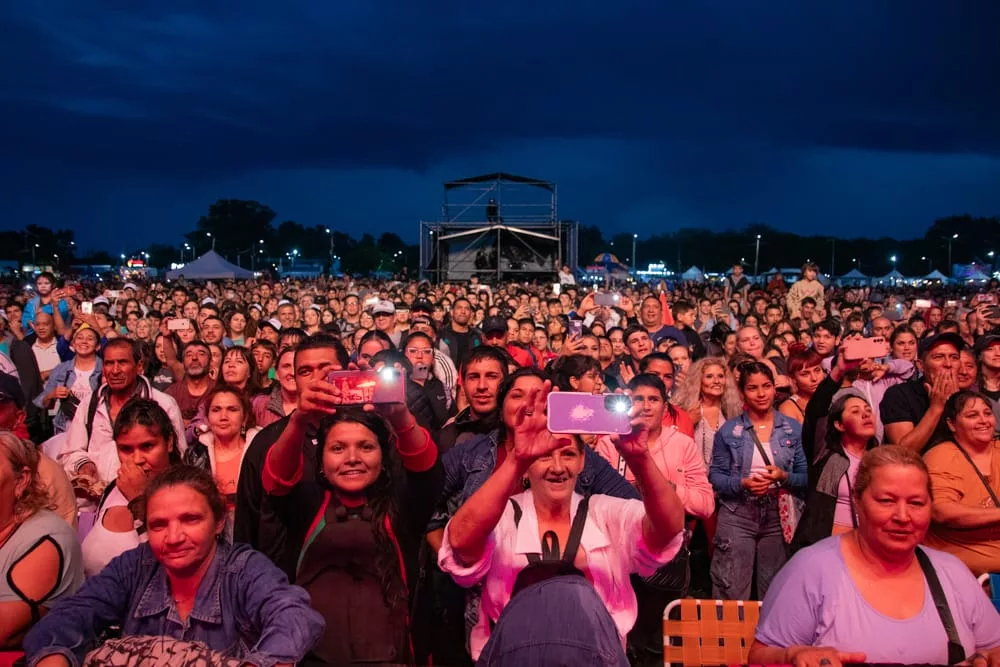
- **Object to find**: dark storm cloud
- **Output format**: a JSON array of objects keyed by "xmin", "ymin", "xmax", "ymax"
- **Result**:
[
  {"xmin": 0, "ymin": 1, "xmax": 998, "ymax": 248},
  {"xmin": 3, "ymin": 1, "xmax": 998, "ymax": 171}
]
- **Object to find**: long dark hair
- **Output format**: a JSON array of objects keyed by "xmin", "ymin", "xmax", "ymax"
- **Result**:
[
  {"xmin": 113, "ymin": 398, "xmax": 183, "ymax": 465},
  {"xmin": 497, "ymin": 367, "xmax": 548, "ymax": 442},
  {"xmin": 218, "ymin": 345, "xmax": 262, "ymax": 396},
  {"xmin": 314, "ymin": 410, "xmax": 407, "ymax": 608}
]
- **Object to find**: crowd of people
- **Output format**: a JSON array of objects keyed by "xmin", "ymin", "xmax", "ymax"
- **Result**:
[{"xmin": 2, "ymin": 262, "xmax": 1000, "ymax": 665}]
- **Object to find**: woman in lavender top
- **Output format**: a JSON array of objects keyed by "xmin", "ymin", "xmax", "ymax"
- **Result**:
[{"xmin": 749, "ymin": 446, "xmax": 1000, "ymax": 667}]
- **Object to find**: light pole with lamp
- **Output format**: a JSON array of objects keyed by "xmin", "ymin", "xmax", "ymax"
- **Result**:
[
  {"xmin": 325, "ymin": 228, "xmax": 335, "ymax": 273},
  {"xmin": 753, "ymin": 234, "xmax": 761, "ymax": 281},
  {"xmin": 989, "ymin": 250, "xmax": 996, "ymax": 275},
  {"xmin": 206, "ymin": 232, "xmax": 215, "ymax": 251},
  {"xmin": 947, "ymin": 233, "xmax": 958, "ymax": 276},
  {"xmin": 921, "ymin": 256, "xmax": 932, "ymax": 272},
  {"xmin": 632, "ymin": 233, "xmax": 638, "ymax": 270}
]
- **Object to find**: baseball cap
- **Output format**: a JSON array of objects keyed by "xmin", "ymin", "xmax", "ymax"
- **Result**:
[
  {"xmin": 918, "ymin": 331, "xmax": 965, "ymax": 358},
  {"xmin": 259, "ymin": 318, "xmax": 282, "ymax": 332},
  {"xmin": 122, "ymin": 282, "xmax": 138, "ymax": 291},
  {"xmin": 372, "ymin": 300, "xmax": 395, "ymax": 316},
  {"xmin": 482, "ymin": 316, "xmax": 508, "ymax": 336},
  {"xmin": 0, "ymin": 373, "xmax": 25, "ymax": 408},
  {"xmin": 201, "ymin": 297, "xmax": 216, "ymax": 305},
  {"xmin": 410, "ymin": 300, "xmax": 434, "ymax": 316},
  {"xmin": 975, "ymin": 334, "xmax": 1000, "ymax": 354},
  {"xmin": 93, "ymin": 296, "xmax": 110, "ymax": 306}
]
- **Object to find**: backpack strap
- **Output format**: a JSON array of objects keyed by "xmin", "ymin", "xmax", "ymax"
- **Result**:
[
  {"xmin": 915, "ymin": 547, "xmax": 966, "ymax": 665},
  {"xmin": 85, "ymin": 389, "xmax": 102, "ymax": 441},
  {"xmin": 561, "ymin": 496, "xmax": 590, "ymax": 565}
]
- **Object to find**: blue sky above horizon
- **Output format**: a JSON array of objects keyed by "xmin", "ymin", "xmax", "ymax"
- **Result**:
[{"xmin": 1, "ymin": 1, "xmax": 998, "ymax": 254}]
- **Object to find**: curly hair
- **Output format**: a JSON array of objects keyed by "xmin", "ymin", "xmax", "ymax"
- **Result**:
[
  {"xmin": 673, "ymin": 357, "xmax": 743, "ymax": 418},
  {"xmin": 0, "ymin": 430, "xmax": 54, "ymax": 520}
]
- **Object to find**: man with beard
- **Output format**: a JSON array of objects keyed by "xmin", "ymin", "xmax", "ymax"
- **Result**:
[
  {"xmin": 440, "ymin": 297, "xmax": 481, "ymax": 370},
  {"xmin": 59, "ymin": 338, "xmax": 185, "ymax": 485},
  {"xmin": 166, "ymin": 341, "xmax": 213, "ymax": 425},
  {"xmin": 337, "ymin": 293, "xmax": 363, "ymax": 336}
]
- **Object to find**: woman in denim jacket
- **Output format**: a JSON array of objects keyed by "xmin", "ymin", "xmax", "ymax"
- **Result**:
[
  {"xmin": 25, "ymin": 465, "xmax": 323, "ymax": 667},
  {"xmin": 709, "ymin": 362, "xmax": 807, "ymax": 601}
]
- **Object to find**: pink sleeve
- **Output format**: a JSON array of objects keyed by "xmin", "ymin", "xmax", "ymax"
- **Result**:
[
  {"xmin": 438, "ymin": 519, "xmax": 498, "ymax": 588},
  {"xmin": 677, "ymin": 434, "xmax": 715, "ymax": 519}
]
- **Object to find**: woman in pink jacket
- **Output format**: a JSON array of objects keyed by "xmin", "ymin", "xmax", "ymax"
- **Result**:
[{"xmin": 595, "ymin": 373, "xmax": 714, "ymax": 666}]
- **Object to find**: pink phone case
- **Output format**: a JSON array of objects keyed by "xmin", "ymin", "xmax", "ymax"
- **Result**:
[
  {"xmin": 843, "ymin": 337, "xmax": 890, "ymax": 360},
  {"xmin": 546, "ymin": 392, "xmax": 632, "ymax": 435},
  {"xmin": 326, "ymin": 370, "xmax": 406, "ymax": 405}
]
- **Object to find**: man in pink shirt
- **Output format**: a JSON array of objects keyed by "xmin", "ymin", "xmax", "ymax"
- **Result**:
[{"xmin": 595, "ymin": 375, "xmax": 714, "ymax": 519}]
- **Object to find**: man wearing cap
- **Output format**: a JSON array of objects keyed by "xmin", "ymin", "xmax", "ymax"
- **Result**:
[
  {"xmin": 254, "ymin": 318, "xmax": 279, "ymax": 346},
  {"xmin": 880, "ymin": 331, "xmax": 962, "ymax": 452},
  {"xmin": 372, "ymin": 300, "xmax": 401, "ymax": 347}
]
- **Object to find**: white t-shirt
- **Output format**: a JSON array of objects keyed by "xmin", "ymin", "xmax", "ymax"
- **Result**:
[
  {"xmin": 32, "ymin": 339, "xmax": 61, "ymax": 374},
  {"xmin": 70, "ymin": 366, "xmax": 95, "ymax": 405}
]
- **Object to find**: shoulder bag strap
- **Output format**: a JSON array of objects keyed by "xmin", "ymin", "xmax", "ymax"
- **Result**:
[
  {"xmin": 510, "ymin": 498, "xmax": 541, "ymax": 564},
  {"xmin": 952, "ymin": 445, "xmax": 1000, "ymax": 507},
  {"xmin": 843, "ymin": 461, "xmax": 859, "ymax": 529},
  {"xmin": 747, "ymin": 425, "xmax": 773, "ymax": 466},
  {"xmin": 561, "ymin": 497, "xmax": 590, "ymax": 565},
  {"xmin": 915, "ymin": 548, "xmax": 966, "ymax": 665}
]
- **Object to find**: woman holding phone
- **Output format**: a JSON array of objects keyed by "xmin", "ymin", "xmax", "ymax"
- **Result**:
[
  {"xmin": 262, "ymin": 373, "xmax": 441, "ymax": 665},
  {"xmin": 439, "ymin": 380, "xmax": 685, "ymax": 662}
]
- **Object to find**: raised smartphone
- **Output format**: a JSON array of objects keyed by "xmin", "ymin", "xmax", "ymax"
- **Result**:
[
  {"xmin": 843, "ymin": 336, "xmax": 890, "ymax": 361},
  {"xmin": 326, "ymin": 368, "xmax": 406, "ymax": 405},
  {"xmin": 567, "ymin": 320, "xmax": 583, "ymax": 338},
  {"xmin": 167, "ymin": 318, "xmax": 190, "ymax": 331},
  {"xmin": 80, "ymin": 302, "xmax": 93, "ymax": 315},
  {"xmin": 594, "ymin": 292, "xmax": 620, "ymax": 307},
  {"xmin": 547, "ymin": 392, "xmax": 633, "ymax": 436}
]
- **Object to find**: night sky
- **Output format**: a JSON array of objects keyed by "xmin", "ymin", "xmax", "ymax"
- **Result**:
[{"xmin": 1, "ymin": 1, "xmax": 998, "ymax": 254}]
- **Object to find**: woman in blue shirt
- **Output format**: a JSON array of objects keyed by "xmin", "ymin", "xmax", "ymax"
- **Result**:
[
  {"xmin": 25, "ymin": 465, "xmax": 323, "ymax": 667},
  {"xmin": 709, "ymin": 361, "xmax": 807, "ymax": 601}
]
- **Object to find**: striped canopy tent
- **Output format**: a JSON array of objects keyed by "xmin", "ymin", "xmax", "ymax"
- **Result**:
[{"xmin": 594, "ymin": 252, "xmax": 622, "ymax": 264}]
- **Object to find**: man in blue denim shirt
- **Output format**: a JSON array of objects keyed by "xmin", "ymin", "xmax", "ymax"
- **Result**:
[{"xmin": 24, "ymin": 540, "xmax": 323, "ymax": 667}]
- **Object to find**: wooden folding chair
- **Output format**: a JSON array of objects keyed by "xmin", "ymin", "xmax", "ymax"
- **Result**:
[{"xmin": 663, "ymin": 598, "xmax": 762, "ymax": 666}]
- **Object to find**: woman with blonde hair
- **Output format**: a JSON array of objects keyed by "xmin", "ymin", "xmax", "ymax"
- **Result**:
[
  {"xmin": 674, "ymin": 356, "xmax": 743, "ymax": 466},
  {"xmin": 0, "ymin": 430, "xmax": 83, "ymax": 649}
]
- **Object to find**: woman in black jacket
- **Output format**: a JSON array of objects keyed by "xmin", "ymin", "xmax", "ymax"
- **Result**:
[
  {"xmin": 791, "ymin": 389, "xmax": 877, "ymax": 553},
  {"xmin": 263, "ymin": 407, "xmax": 442, "ymax": 666}
]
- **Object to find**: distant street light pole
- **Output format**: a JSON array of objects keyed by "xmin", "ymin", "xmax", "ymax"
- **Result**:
[
  {"xmin": 326, "ymin": 228, "xmax": 335, "ymax": 273},
  {"xmin": 754, "ymin": 234, "xmax": 761, "ymax": 280},
  {"xmin": 921, "ymin": 256, "xmax": 932, "ymax": 272},
  {"xmin": 947, "ymin": 233, "xmax": 958, "ymax": 276},
  {"xmin": 830, "ymin": 237, "xmax": 836, "ymax": 277},
  {"xmin": 632, "ymin": 233, "xmax": 638, "ymax": 270},
  {"xmin": 207, "ymin": 232, "xmax": 215, "ymax": 251}
]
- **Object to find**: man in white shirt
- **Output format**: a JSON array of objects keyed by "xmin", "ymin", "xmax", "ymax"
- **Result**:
[
  {"xmin": 59, "ymin": 338, "xmax": 185, "ymax": 485},
  {"xmin": 30, "ymin": 312, "xmax": 62, "ymax": 382}
]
